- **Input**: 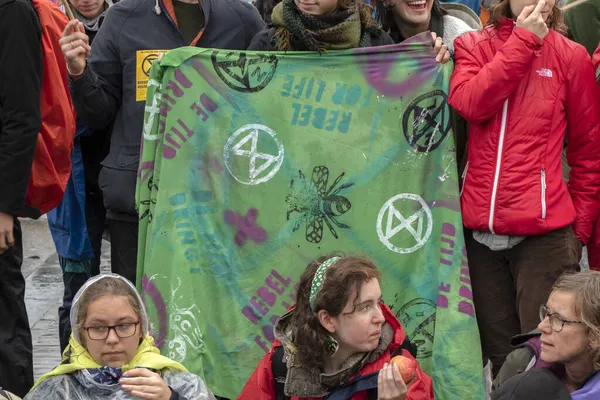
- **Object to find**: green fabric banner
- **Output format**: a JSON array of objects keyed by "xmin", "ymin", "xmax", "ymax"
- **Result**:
[{"xmin": 136, "ymin": 33, "xmax": 484, "ymax": 399}]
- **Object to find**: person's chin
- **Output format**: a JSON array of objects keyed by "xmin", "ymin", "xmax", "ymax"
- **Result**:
[
  {"xmin": 297, "ymin": 2, "xmax": 320, "ymax": 14},
  {"xmin": 540, "ymin": 348, "xmax": 559, "ymax": 363},
  {"xmin": 101, "ymin": 353, "xmax": 127, "ymax": 367},
  {"xmin": 79, "ymin": 8, "xmax": 99, "ymax": 18},
  {"xmin": 398, "ymin": 12, "xmax": 429, "ymax": 30},
  {"xmin": 363, "ymin": 338, "xmax": 380, "ymax": 351}
]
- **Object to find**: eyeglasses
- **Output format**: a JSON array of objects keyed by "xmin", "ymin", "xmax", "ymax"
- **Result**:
[
  {"xmin": 83, "ymin": 321, "xmax": 140, "ymax": 341},
  {"xmin": 539, "ymin": 305, "xmax": 582, "ymax": 333}
]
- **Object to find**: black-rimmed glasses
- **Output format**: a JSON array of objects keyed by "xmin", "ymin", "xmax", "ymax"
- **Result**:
[
  {"xmin": 83, "ymin": 321, "xmax": 140, "ymax": 340},
  {"xmin": 539, "ymin": 305, "xmax": 582, "ymax": 333}
]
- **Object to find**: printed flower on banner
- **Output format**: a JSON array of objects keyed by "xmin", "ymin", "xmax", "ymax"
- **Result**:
[{"xmin": 166, "ymin": 279, "xmax": 206, "ymax": 362}]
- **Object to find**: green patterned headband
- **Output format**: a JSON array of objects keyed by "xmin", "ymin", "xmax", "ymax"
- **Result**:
[{"xmin": 309, "ymin": 256, "xmax": 341, "ymax": 312}]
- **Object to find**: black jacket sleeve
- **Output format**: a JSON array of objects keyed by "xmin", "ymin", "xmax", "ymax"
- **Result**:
[
  {"xmin": 69, "ymin": 6, "xmax": 122, "ymax": 130},
  {"xmin": 247, "ymin": 28, "xmax": 276, "ymax": 51},
  {"xmin": 238, "ymin": 0, "xmax": 267, "ymax": 49},
  {"xmin": 0, "ymin": 0, "xmax": 43, "ymax": 216}
]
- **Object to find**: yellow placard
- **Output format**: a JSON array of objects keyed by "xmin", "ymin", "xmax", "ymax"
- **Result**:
[{"xmin": 136, "ymin": 50, "xmax": 168, "ymax": 102}]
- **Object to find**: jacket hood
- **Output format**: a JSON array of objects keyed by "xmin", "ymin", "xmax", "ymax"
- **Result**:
[
  {"xmin": 441, "ymin": 2, "xmax": 483, "ymax": 30},
  {"xmin": 31, "ymin": 333, "xmax": 188, "ymax": 391},
  {"xmin": 69, "ymin": 273, "xmax": 149, "ymax": 345}
]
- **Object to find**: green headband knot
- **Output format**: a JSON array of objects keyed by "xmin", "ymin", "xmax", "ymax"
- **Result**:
[{"xmin": 309, "ymin": 256, "xmax": 341, "ymax": 312}]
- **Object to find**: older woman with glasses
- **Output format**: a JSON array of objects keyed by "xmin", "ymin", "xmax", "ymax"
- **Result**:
[
  {"xmin": 24, "ymin": 274, "xmax": 216, "ymax": 400},
  {"xmin": 492, "ymin": 270, "xmax": 600, "ymax": 398}
]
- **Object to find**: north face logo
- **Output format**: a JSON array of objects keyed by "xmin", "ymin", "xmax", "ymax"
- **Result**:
[{"xmin": 536, "ymin": 68, "xmax": 553, "ymax": 78}]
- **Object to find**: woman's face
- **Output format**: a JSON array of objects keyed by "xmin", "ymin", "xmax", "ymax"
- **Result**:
[
  {"xmin": 509, "ymin": 0, "xmax": 554, "ymax": 22},
  {"xmin": 329, "ymin": 279, "xmax": 386, "ymax": 354},
  {"xmin": 70, "ymin": 0, "xmax": 105, "ymax": 19},
  {"xmin": 387, "ymin": 0, "xmax": 434, "ymax": 32},
  {"xmin": 538, "ymin": 291, "xmax": 590, "ymax": 365},
  {"xmin": 82, "ymin": 295, "xmax": 143, "ymax": 367},
  {"xmin": 295, "ymin": 0, "xmax": 338, "ymax": 15}
]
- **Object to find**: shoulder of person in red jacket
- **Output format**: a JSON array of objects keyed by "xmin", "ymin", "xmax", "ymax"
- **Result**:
[
  {"xmin": 452, "ymin": 23, "xmax": 492, "ymax": 52},
  {"xmin": 454, "ymin": 19, "xmax": 545, "ymax": 55},
  {"xmin": 593, "ymin": 43, "xmax": 600, "ymax": 70},
  {"xmin": 238, "ymin": 303, "xmax": 434, "ymax": 400},
  {"xmin": 25, "ymin": 0, "xmax": 76, "ymax": 216}
]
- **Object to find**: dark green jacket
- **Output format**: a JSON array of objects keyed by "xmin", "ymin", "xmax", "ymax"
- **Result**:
[{"xmin": 564, "ymin": 0, "xmax": 600, "ymax": 57}]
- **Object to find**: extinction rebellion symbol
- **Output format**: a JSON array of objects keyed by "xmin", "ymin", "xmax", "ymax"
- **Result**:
[{"xmin": 402, "ymin": 90, "xmax": 451, "ymax": 153}]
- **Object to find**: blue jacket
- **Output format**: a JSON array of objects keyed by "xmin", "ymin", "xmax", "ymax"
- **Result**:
[{"xmin": 47, "ymin": 121, "xmax": 95, "ymax": 261}]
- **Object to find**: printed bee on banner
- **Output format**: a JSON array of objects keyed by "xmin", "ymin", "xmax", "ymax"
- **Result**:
[{"xmin": 286, "ymin": 166, "xmax": 354, "ymax": 243}]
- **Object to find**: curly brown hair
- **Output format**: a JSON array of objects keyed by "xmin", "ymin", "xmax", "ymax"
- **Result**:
[
  {"xmin": 551, "ymin": 271, "xmax": 600, "ymax": 370},
  {"xmin": 288, "ymin": 253, "xmax": 380, "ymax": 369},
  {"xmin": 488, "ymin": 0, "xmax": 567, "ymax": 34}
]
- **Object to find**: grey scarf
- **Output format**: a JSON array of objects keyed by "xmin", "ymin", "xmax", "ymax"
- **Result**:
[{"xmin": 72, "ymin": 0, "xmax": 113, "ymax": 32}]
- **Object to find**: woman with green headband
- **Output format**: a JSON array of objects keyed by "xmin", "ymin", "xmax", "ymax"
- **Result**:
[
  {"xmin": 25, "ymin": 274, "xmax": 216, "ymax": 399},
  {"xmin": 239, "ymin": 254, "xmax": 434, "ymax": 399}
]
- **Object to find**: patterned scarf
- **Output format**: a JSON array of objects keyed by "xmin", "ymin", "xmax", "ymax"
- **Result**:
[
  {"xmin": 86, "ymin": 366, "xmax": 124, "ymax": 385},
  {"xmin": 271, "ymin": 0, "xmax": 381, "ymax": 51}
]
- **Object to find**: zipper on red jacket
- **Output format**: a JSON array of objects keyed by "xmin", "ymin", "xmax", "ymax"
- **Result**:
[
  {"xmin": 541, "ymin": 169, "xmax": 547, "ymax": 219},
  {"xmin": 489, "ymin": 100, "xmax": 509, "ymax": 234},
  {"xmin": 460, "ymin": 161, "xmax": 470, "ymax": 197},
  {"xmin": 488, "ymin": 22, "xmax": 515, "ymax": 234}
]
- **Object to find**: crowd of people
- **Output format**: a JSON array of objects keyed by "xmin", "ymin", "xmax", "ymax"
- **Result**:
[{"xmin": 1, "ymin": 0, "xmax": 600, "ymax": 398}]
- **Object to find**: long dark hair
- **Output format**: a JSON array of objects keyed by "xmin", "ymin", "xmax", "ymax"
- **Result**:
[
  {"xmin": 288, "ymin": 253, "xmax": 380, "ymax": 369},
  {"xmin": 254, "ymin": 0, "xmax": 280, "ymax": 24},
  {"xmin": 488, "ymin": 0, "xmax": 566, "ymax": 34}
]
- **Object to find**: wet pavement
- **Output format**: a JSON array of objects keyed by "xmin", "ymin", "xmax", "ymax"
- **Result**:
[{"xmin": 21, "ymin": 217, "xmax": 111, "ymax": 380}]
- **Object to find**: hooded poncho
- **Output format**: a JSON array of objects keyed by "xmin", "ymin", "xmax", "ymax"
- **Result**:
[{"xmin": 25, "ymin": 274, "xmax": 216, "ymax": 400}]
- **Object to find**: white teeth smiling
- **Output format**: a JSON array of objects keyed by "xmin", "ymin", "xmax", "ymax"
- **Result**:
[{"xmin": 407, "ymin": 0, "xmax": 426, "ymax": 7}]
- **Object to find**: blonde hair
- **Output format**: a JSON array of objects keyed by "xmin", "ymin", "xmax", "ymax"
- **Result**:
[
  {"xmin": 551, "ymin": 270, "xmax": 600, "ymax": 369},
  {"xmin": 75, "ymin": 277, "xmax": 144, "ymax": 345}
]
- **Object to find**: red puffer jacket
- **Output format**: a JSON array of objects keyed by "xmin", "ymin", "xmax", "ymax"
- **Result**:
[
  {"xmin": 238, "ymin": 304, "xmax": 433, "ymax": 400},
  {"xmin": 594, "ymin": 44, "xmax": 600, "ymax": 71},
  {"xmin": 449, "ymin": 20, "xmax": 600, "ymax": 243}
]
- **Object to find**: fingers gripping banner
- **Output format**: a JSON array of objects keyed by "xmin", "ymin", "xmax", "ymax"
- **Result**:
[{"xmin": 136, "ymin": 33, "xmax": 485, "ymax": 399}]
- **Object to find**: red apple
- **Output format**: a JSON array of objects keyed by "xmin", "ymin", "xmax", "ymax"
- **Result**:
[{"xmin": 390, "ymin": 355, "xmax": 417, "ymax": 384}]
